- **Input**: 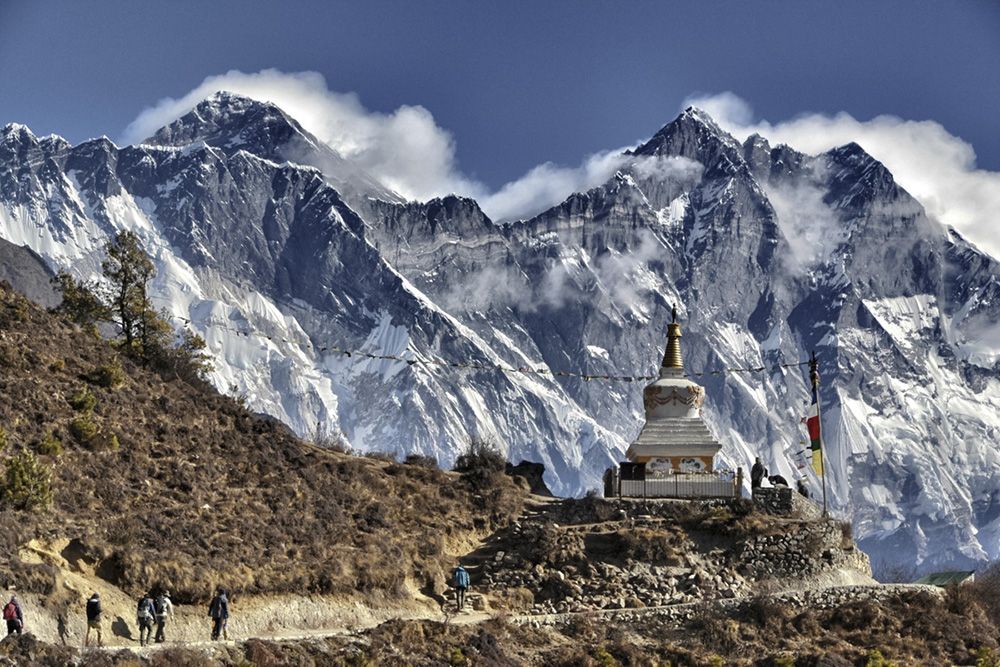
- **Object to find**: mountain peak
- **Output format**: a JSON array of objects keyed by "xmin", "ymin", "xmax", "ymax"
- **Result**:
[
  {"xmin": 630, "ymin": 107, "xmax": 745, "ymax": 180},
  {"xmin": 824, "ymin": 141, "xmax": 892, "ymax": 180},
  {"xmin": 198, "ymin": 91, "xmax": 287, "ymax": 119},
  {"xmin": 143, "ymin": 91, "xmax": 316, "ymax": 155},
  {"xmin": 679, "ymin": 106, "xmax": 722, "ymax": 128},
  {"xmin": 1, "ymin": 122, "xmax": 36, "ymax": 144}
]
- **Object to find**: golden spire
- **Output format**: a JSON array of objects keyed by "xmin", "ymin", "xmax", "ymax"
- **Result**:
[{"xmin": 662, "ymin": 304, "xmax": 684, "ymax": 369}]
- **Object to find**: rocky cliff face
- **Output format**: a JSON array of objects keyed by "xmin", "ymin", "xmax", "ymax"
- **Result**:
[
  {"xmin": 0, "ymin": 237, "xmax": 56, "ymax": 307},
  {"xmin": 1, "ymin": 97, "xmax": 998, "ymax": 573}
]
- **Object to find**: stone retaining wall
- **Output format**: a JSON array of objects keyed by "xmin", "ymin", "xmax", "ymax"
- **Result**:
[
  {"xmin": 515, "ymin": 584, "xmax": 941, "ymax": 628},
  {"xmin": 477, "ymin": 498, "xmax": 870, "ymax": 616}
]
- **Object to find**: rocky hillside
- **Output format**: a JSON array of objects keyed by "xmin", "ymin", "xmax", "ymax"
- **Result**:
[
  {"xmin": 0, "ymin": 283, "xmax": 524, "ymax": 607},
  {"xmin": 1, "ymin": 494, "xmax": 998, "ymax": 665}
]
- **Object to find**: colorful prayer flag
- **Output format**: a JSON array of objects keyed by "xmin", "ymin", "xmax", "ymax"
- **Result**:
[{"xmin": 805, "ymin": 386, "xmax": 823, "ymax": 476}]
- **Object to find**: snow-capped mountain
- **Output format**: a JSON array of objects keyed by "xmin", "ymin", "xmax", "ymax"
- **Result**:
[{"xmin": 1, "ymin": 94, "xmax": 998, "ymax": 573}]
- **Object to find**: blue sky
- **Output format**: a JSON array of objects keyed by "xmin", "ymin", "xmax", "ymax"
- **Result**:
[{"xmin": 1, "ymin": 1, "xmax": 998, "ymax": 247}]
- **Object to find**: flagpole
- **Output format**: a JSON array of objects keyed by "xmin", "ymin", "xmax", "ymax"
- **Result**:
[{"xmin": 810, "ymin": 350, "xmax": 828, "ymax": 517}]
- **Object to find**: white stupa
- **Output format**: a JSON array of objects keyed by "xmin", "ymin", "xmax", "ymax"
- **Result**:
[{"xmin": 626, "ymin": 307, "xmax": 722, "ymax": 474}]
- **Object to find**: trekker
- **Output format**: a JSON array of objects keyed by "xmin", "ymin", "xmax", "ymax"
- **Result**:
[
  {"xmin": 153, "ymin": 590, "xmax": 174, "ymax": 643},
  {"xmin": 85, "ymin": 593, "xmax": 102, "ymax": 647},
  {"xmin": 453, "ymin": 564, "xmax": 470, "ymax": 610},
  {"xmin": 797, "ymin": 479, "xmax": 810, "ymax": 498},
  {"xmin": 751, "ymin": 457, "xmax": 765, "ymax": 489},
  {"xmin": 3, "ymin": 595, "xmax": 23, "ymax": 636},
  {"xmin": 136, "ymin": 592, "xmax": 156, "ymax": 646},
  {"xmin": 208, "ymin": 588, "xmax": 229, "ymax": 640}
]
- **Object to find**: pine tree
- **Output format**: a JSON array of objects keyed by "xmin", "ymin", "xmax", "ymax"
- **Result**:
[
  {"xmin": 101, "ymin": 230, "xmax": 155, "ymax": 351},
  {"xmin": 51, "ymin": 271, "xmax": 109, "ymax": 329},
  {"xmin": 100, "ymin": 231, "xmax": 172, "ymax": 361}
]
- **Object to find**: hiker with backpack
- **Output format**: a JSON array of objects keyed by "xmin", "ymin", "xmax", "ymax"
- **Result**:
[
  {"xmin": 153, "ymin": 590, "xmax": 174, "ymax": 643},
  {"xmin": 136, "ymin": 592, "xmax": 156, "ymax": 646},
  {"xmin": 208, "ymin": 587, "xmax": 229, "ymax": 641},
  {"xmin": 85, "ymin": 593, "xmax": 102, "ymax": 647},
  {"xmin": 3, "ymin": 595, "xmax": 23, "ymax": 636},
  {"xmin": 453, "ymin": 564, "xmax": 470, "ymax": 611}
]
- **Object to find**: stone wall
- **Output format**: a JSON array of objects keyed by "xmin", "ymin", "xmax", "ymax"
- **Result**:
[
  {"xmin": 473, "ymin": 497, "xmax": 871, "ymax": 615},
  {"xmin": 516, "ymin": 583, "xmax": 941, "ymax": 628},
  {"xmin": 752, "ymin": 487, "xmax": 794, "ymax": 514},
  {"xmin": 736, "ymin": 518, "xmax": 871, "ymax": 579}
]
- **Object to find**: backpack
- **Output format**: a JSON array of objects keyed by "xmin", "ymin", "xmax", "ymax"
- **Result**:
[
  {"xmin": 209, "ymin": 596, "xmax": 221, "ymax": 619},
  {"xmin": 137, "ymin": 598, "xmax": 152, "ymax": 619},
  {"xmin": 154, "ymin": 596, "xmax": 167, "ymax": 616},
  {"xmin": 2, "ymin": 602, "xmax": 15, "ymax": 621}
]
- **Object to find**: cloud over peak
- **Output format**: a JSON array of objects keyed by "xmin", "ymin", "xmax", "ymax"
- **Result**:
[
  {"xmin": 122, "ymin": 73, "xmax": 1000, "ymax": 258},
  {"xmin": 684, "ymin": 92, "xmax": 1000, "ymax": 258},
  {"xmin": 122, "ymin": 69, "xmax": 480, "ymax": 203}
]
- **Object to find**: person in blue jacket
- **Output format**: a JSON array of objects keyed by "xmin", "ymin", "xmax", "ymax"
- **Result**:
[{"xmin": 453, "ymin": 564, "xmax": 470, "ymax": 610}]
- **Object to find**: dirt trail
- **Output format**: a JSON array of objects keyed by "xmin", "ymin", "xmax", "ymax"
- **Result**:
[
  {"xmin": 10, "ymin": 497, "xmax": 887, "ymax": 657},
  {"xmin": 65, "ymin": 582, "xmax": 940, "ymax": 659},
  {"xmin": 12, "ymin": 526, "xmax": 509, "ymax": 653}
]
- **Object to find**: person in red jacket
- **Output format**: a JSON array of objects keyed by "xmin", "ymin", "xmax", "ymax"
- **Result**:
[{"xmin": 2, "ymin": 595, "xmax": 23, "ymax": 635}]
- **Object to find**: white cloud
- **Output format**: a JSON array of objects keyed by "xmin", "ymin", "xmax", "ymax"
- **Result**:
[
  {"xmin": 631, "ymin": 154, "xmax": 704, "ymax": 185},
  {"xmin": 122, "ymin": 74, "xmax": 999, "ymax": 259},
  {"xmin": 121, "ymin": 69, "xmax": 482, "ymax": 202},
  {"xmin": 480, "ymin": 150, "xmax": 631, "ymax": 222},
  {"xmin": 122, "ymin": 68, "xmax": 635, "ymax": 220},
  {"xmin": 684, "ymin": 92, "xmax": 1000, "ymax": 258},
  {"xmin": 762, "ymin": 167, "xmax": 845, "ymax": 273}
]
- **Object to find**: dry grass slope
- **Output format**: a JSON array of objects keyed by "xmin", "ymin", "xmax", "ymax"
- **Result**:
[{"xmin": 0, "ymin": 284, "xmax": 524, "ymax": 606}]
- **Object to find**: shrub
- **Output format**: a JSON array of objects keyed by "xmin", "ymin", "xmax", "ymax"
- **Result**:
[
  {"xmin": 88, "ymin": 361, "xmax": 125, "ymax": 389},
  {"xmin": 69, "ymin": 415, "xmax": 98, "ymax": 443},
  {"xmin": 865, "ymin": 649, "xmax": 897, "ymax": 667},
  {"xmin": 692, "ymin": 606, "xmax": 741, "ymax": 653},
  {"xmin": 88, "ymin": 431, "xmax": 120, "ymax": 452},
  {"xmin": 38, "ymin": 433, "xmax": 63, "ymax": 457},
  {"xmin": 447, "ymin": 647, "xmax": 468, "ymax": 667},
  {"xmin": 308, "ymin": 422, "xmax": 350, "ymax": 452},
  {"xmin": 0, "ymin": 428, "xmax": 7, "ymax": 453},
  {"xmin": 741, "ymin": 595, "xmax": 792, "ymax": 630},
  {"xmin": 944, "ymin": 580, "xmax": 977, "ymax": 615},
  {"xmin": 365, "ymin": 451, "xmax": 398, "ymax": 463},
  {"xmin": 592, "ymin": 646, "xmax": 617, "ymax": 667},
  {"xmin": 454, "ymin": 438, "xmax": 506, "ymax": 489},
  {"xmin": 163, "ymin": 327, "xmax": 213, "ymax": 383},
  {"xmin": 976, "ymin": 647, "xmax": 1000, "ymax": 667},
  {"xmin": 970, "ymin": 562, "xmax": 1000, "ymax": 626},
  {"xmin": 404, "ymin": 453, "xmax": 438, "ymax": 468},
  {"xmin": 2, "ymin": 451, "xmax": 53, "ymax": 510},
  {"xmin": 68, "ymin": 388, "xmax": 97, "ymax": 413}
]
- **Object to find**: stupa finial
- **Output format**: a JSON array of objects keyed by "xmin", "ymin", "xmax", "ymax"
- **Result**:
[{"xmin": 662, "ymin": 305, "xmax": 684, "ymax": 370}]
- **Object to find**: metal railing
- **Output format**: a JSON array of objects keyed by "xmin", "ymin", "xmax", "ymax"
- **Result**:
[{"xmin": 605, "ymin": 468, "xmax": 742, "ymax": 499}]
